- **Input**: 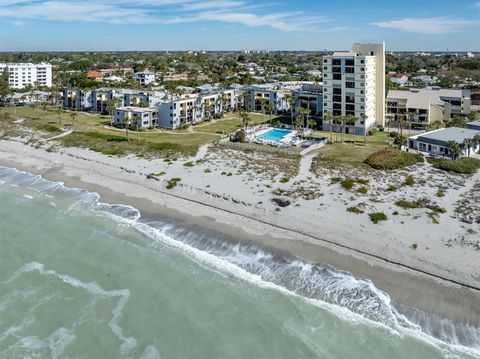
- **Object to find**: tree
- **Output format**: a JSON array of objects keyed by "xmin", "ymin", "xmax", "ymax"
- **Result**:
[
  {"xmin": 323, "ymin": 111, "xmax": 334, "ymax": 143},
  {"xmin": 106, "ymin": 99, "xmax": 117, "ymax": 116},
  {"xmin": 297, "ymin": 108, "xmax": 308, "ymax": 129},
  {"xmin": 123, "ymin": 114, "xmax": 131, "ymax": 142},
  {"xmin": 344, "ymin": 114, "xmax": 356, "ymax": 145},
  {"xmin": 474, "ymin": 134, "xmax": 480, "ymax": 154},
  {"xmin": 239, "ymin": 109, "xmax": 250, "ymax": 129},
  {"xmin": 294, "ymin": 116, "xmax": 304, "ymax": 130},
  {"xmin": 42, "ymin": 102, "xmax": 48, "ymax": 121},
  {"xmin": 446, "ymin": 141, "xmax": 461, "ymax": 160},
  {"xmin": 57, "ymin": 106, "xmax": 63, "ymax": 125},
  {"xmin": 0, "ymin": 69, "xmax": 10, "ymax": 102},
  {"xmin": 397, "ymin": 115, "xmax": 406, "ymax": 150},
  {"xmin": 446, "ymin": 116, "xmax": 467, "ymax": 128},
  {"xmin": 463, "ymin": 138, "xmax": 474, "ymax": 157},
  {"xmin": 307, "ymin": 118, "xmax": 317, "ymax": 131},
  {"xmin": 132, "ymin": 116, "xmax": 141, "ymax": 142},
  {"xmin": 284, "ymin": 94, "xmax": 296, "ymax": 126},
  {"xmin": 360, "ymin": 113, "xmax": 368, "ymax": 146},
  {"xmin": 70, "ymin": 112, "xmax": 77, "ymax": 129}
]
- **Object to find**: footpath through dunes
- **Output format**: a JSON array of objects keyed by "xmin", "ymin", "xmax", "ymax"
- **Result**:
[
  {"xmin": 0, "ymin": 139, "xmax": 479, "ymax": 339},
  {"xmin": 0, "ymin": 166, "xmax": 478, "ymax": 358}
]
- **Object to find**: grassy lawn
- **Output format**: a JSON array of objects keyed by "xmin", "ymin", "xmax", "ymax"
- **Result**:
[
  {"xmin": 197, "ymin": 112, "xmax": 276, "ymax": 134},
  {"xmin": 0, "ymin": 106, "xmax": 219, "ymax": 157},
  {"xmin": 317, "ymin": 131, "xmax": 390, "ymax": 166}
]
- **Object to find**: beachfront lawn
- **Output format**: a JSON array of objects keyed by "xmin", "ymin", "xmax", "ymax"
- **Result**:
[
  {"xmin": 197, "ymin": 112, "xmax": 276, "ymax": 135},
  {"xmin": 0, "ymin": 106, "xmax": 219, "ymax": 156},
  {"xmin": 316, "ymin": 132, "xmax": 390, "ymax": 166}
]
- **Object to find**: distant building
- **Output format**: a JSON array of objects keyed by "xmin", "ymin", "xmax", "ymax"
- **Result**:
[
  {"xmin": 0, "ymin": 63, "xmax": 52, "ymax": 89},
  {"xmin": 408, "ymin": 127, "xmax": 480, "ymax": 158},
  {"xmin": 86, "ymin": 70, "xmax": 103, "ymax": 82},
  {"xmin": 322, "ymin": 42, "xmax": 385, "ymax": 134},
  {"xmin": 113, "ymin": 107, "xmax": 159, "ymax": 129},
  {"xmin": 133, "ymin": 72, "xmax": 155, "ymax": 86}
]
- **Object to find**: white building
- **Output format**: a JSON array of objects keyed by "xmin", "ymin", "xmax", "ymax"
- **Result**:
[
  {"xmin": 0, "ymin": 63, "xmax": 53, "ymax": 89},
  {"xmin": 132, "ymin": 72, "xmax": 155, "ymax": 86},
  {"xmin": 159, "ymin": 97, "xmax": 203, "ymax": 129},
  {"xmin": 113, "ymin": 106, "xmax": 159, "ymax": 129},
  {"xmin": 322, "ymin": 43, "xmax": 385, "ymax": 135}
]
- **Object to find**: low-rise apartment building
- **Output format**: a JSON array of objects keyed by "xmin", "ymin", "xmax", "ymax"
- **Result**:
[
  {"xmin": 63, "ymin": 89, "xmax": 92, "ymax": 110},
  {"xmin": 0, "ymin": 63, "xmax": 53, "ymax": 89},
  {"xmin": 133, "ymin": 72, "xmax": 155, "ymax": 86},
  {"xmin": 386, "ymin": 87, "xmax": 470, "ymax": 127},
  {"xmin": 293, "ymin": 83, "xmax": 323, "ymax": 123},
  {"xmin": 159, "ymin": 97, "xmax": 202, "ymax": 129},
  {"xmin": 246, "ymin": 85, "xmax": 290, "ymax": 113},
  {"xmin": 92, "ymin": 88, "xmax": 124, "ymax": 113},
  {"xmin": 113, "ymin": 106, "xmax": 159, "ymax": 129}
]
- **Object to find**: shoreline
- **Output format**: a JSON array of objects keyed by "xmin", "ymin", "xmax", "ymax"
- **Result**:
[{"xmin": 0, "ymin": 140, "xmax": 479, "ymax": 329}]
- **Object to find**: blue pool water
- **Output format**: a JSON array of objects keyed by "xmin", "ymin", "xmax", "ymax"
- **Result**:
[{"xmin": 257, "ymin": 128, "xmax": 292, "ymax": 142}]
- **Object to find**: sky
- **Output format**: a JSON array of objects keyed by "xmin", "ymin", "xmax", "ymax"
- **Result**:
[{"xmin": 0, "ymin": 0, "xmax": 479, "ymax": 51}]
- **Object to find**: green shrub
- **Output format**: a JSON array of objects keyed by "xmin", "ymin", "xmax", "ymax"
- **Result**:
[
  {"xmin": 347, "ymin": 207, "xmax": 364, "ymax": 214},
  {"xmin": 387, "ymin": 185, "xmax": 398, "ymax": 192},
  {"xmin": 436, "ymin": 189, "xmax": 445, "ymax": 197},
  {"xmin": 149, "ymin": 171, "xmax": 166, "ymax": 177},
  {"xmin": 411, "ymin": 243, "xmax": 418, "ymax": 250},
  {"xmin": 368, "ymin": 128, "xmax": 377, "ymax": 136},
  {"xmin": 166, "ymin": 177, "xmax": 181, "ymax": 189},
  {"xmin": 365, "ymin": 149, "xmax": 422, "ymax": 170},
  {"xmin": 389, "ymin": 131, "xmax": 399, "ymax": 138},
  {"xmin": 404, "ymin": 175, "xmax": 415, "ymax": 186},
  {"xmin": 330, "ymin": 177, "xmax": 342, "ymax": 184},
  {"xmin": 369, "ymin": 212, "xmax": 388, "ymax": 224},
  {"xmin": 341, "ymin": 178, "xmax": 355, "ymax": 190},
  {"xmin": 204, "ymin": 168, "xmax": 212, "ymax": 173},
  {"xmin": 392, "ymin": 211, "xmax": 399, "ymax": 215},
  {"xmin": 427, "ymin": 157, "xmax": 480, "ymax": 175},
  {"xmin": 355, "ymin": 178, "xmax": 369, "ymax": 185},
  {"xmin": 357, "ymin": 186, "xmax": 368, "ymax": 194},
  {"xmin": 279, "ymin": 177, "xmax": 290, "ymax": 183},
  {"xmin": 395, "ymin": 199, "xmax": 422, "ymax": 209},
  {"xmin": 183, "ymin": 161, "xmax": 194, "ymax": 167}
]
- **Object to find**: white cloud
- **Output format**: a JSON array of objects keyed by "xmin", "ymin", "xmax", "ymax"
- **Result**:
[
  {"xmin": 371, "ymin": 16, "xmax": 478, "ymax": 34},
  {"xmin": 0, "ymin": 0, "xmax": 332, "ymax": 31}
]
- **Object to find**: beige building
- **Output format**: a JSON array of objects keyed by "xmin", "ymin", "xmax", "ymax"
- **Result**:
[
  {"xmin": 386, "ymin": 87, "xmax": 470, "ymax": 128},
  {"xmin": 322, "ymin": 42, "xmax": 385, "ymax": 135}
]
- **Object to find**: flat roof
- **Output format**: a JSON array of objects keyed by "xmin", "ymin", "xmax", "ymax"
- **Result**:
[
  {"xmin": 116, "ymin": 106, "xmax": 157, "ymax": 112},
  {"xmin": 415, "ymin": 127, "xmax": 480, "ymax": 145}
]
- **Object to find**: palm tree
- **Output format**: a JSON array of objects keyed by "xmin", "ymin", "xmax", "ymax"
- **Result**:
[
  {"xmin": 133, "ymin": 117, "xmax": 141, "ymax": 142},
  {"xmin": 123, "ymin": 114, "xmax": 131, "ymax": 142},
  {"xmin": 344, "ymin": 114, "xmax": 356, "ymax": 145},
  {"xmin": 106, "ymin": 99, "xmax": 117, "ymax": 116},
  {"xmin": 463, "ymin": 138, "xmax": 474, "ymax": 157},
  {"xmin": 284, "ymin": 94, "xmax": 296, "ymax": 127},
  {"xmin": 323, "ymin": 111, "xmax": 334, "ymax": 143},
  {"xmin": 57, "ymin": 106, "xmax": 62, "ymax": 125},
  {"xmin": 397, "ymin": 115, "xmax": 405, "ymax": 150},
  {"xmin": 446, "ymin": 116, "xmax": 467, "ymax": 128},
  {"xmin": 307, "ymin": 118, "xmax": 317, "ymax": 131},
  {"xmin": 297, "ymin": 108, "xmax": 309, "ymax": 129},
  {"xmin": 474, "ymin": 134, "xmax": 480, "ymax": 154},
  {"xmin": 42, "ymin": 102, "xmax": 48, "ymax": 121},
  {"xmin": 360, "ymin": 113, "xmax": 368, "ymax": 146},
  {"xmin": 70, "ymin": 112, "xmax": 77, "ymax": 129},
  {"xmin": 446, "ymin": 141, "xmax": 461, "ymax": 160},
  {"xmin": 294, "ymin": 115, "xmax": 304, "ymax": 130},
  {"xmin": 239, "ymin": 109, "xmax": 250, "ymax": 129}
]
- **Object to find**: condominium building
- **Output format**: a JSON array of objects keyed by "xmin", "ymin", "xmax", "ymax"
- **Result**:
[
  {"xmin": 322, "ymin": 43, "xmax": 385, "ymax": 134},
  {"xmin": 158, "ymin": 97, "xmax": 202, "ymax": 129},
  {"xmin": 132, "ymin": 72, "xmax": 155, "ymax": 86},
  {"xmin": 246, "ymin": 84, "xmax": 290, "ymax": 113},
  {"xmin": 0, "ymin": 63, "xmax": 53, "ymax": 89},
  {"xmin": 293, "ymin": 83, "xmax": 323, "ymax": 122},
  {"xmin": 63, "ymin": 89, "xmax": 92, "ymax": 110},
  {"xmin": 386, "ymin": 87, "xmax": 470, "ymax": 127},
  {"xmin": 113, "ymin": 107, "xmax": 159, "ymax": 129},
  {"xmin": 92, "ymin": 88, "xmax": 124, "ymax": 114}
]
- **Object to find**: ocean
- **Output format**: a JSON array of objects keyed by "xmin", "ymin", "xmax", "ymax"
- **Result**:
[{"xmin": 0, "ymin": 166, "xmax": 478, "ymax": 359}]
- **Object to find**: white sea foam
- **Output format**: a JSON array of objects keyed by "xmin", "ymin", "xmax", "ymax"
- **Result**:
[{"xmin": 3, "ymin": 261, "xmax": 137, "ymax": 354}]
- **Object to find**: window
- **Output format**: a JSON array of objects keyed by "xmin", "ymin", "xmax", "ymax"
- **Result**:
[
  {"xmin": 346, "ymin": 81, "xmax": 355, "ymax": 88},
  {"xmin": 332, "ymin": 67, "xmax": 341, "ymax": 73},
  {"xmin": 323, "ymin": 66, "xmax": 327, "ymax": 70},
  {"xmin": 333, "ymin": 88, "xmax": 342, "ymax": 95},
  {"xmin": 333, "ymin": 73, "xmax": 342, "ymax": 80},
  {"xmin": 333, "ymin": 103, "xmax": 341, "ymax": 110},
  {"xmin": 345, "ymin": 59, "xmax": 354, "ymax": 66},
  {"xmin": 332, "ymin": 59, "xmax": 341, "ymax": 65},
  {"xmin": 324, "ymin": 96, "xmax": 328, "ymax": 100},
  {"xmin": 333, "ymin": 95, "xmax": 342, "ymax": 102},
  {"xmin": 345, "ymin": 95, "xmax": 355, "ymax": 103},
  {"xmin": 360, "ymin": 67, "xmax": 365, "ymax": 72},
  {"xmin": 360, "ymin": 59, "xmax": 365, "ymax": 64},
  {"xmin": 323, "ymin": 59, "xmax": 327, "ymax": 63},
  {"xmin": 323, "ymin": 74, "xmax": 327, "ymax": 78}
]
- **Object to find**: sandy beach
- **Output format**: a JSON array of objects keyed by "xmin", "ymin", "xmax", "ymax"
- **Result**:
[{"xmin": 0, "ymin": 138, "xmax": 479, "ymax": 329}]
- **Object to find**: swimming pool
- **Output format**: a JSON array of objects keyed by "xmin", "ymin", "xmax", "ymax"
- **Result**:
[{"xmin": 256, "ymin": 128, "xmax": 292, "ymax": 142}]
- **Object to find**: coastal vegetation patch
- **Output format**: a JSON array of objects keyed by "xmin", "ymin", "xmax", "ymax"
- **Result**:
[
  {"xmin": 364, "ymin": 149, "xmax": 423, "ymax": 170},
  {"xmin": 427, "ymin": 157, "xmax": 480, "ymax": 175}
]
